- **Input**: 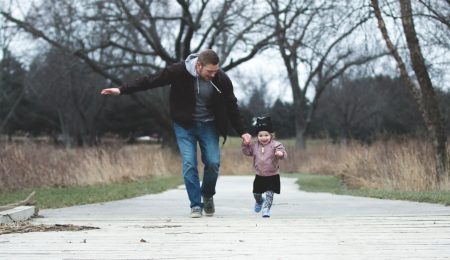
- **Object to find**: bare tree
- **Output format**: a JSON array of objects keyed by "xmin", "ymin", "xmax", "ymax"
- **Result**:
[
  {"xmin": 0, "ymin": 9, "xmax": 27, "ymax": 137},
  {"xmin": 267, "ymin": 0, "xmax": 385, "ymax": 149},
  {"xmin": 417, "ymin": 0, "xmax": 450, "ymax": 31},
  {"xmin": 237, "ymin": 75, "xmax": 271, "ymax": 117},
  {"xmin": 25, "ymin": 48, "xmax": 106, "ymax": 147},
  {"xmin": 314, "ymin": 75, "xmax": 423, "ymax": 143},
  {"xmin": 327, "ymin": 78, "xmax": 385, "ymax": 143},
  {"xmin": 1, "ymin": 0, "xmax": 275, "ymax": 145},
  {"xmin": 371, "ymin": 0, "xmax": 448, "ymax": 183},
  {"xmin": 413, "ymin": 0, "xmax": 450, "ymax": 88}
]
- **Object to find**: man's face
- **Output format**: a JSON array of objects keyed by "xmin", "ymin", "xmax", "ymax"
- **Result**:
[{"xmin": 196, "ymin": 62, "xmax": 219, "ymax": 81}]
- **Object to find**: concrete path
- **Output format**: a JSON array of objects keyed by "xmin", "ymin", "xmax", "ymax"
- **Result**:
[{"xmin": 1, "ymin": 176, "xmax": 449, "ymax": 259}]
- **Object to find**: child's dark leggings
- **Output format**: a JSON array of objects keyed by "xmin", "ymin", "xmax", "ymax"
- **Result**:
[{"xmin": 253, "ymin": 191, "xmax": 274, "ymax": 209}]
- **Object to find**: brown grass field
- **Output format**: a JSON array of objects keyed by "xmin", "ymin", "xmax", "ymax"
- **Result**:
[{"xmin": 0, "ymin": 137, "xmax": 449, "ymax": 192}]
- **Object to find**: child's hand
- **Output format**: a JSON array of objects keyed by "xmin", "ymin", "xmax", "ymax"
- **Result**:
[
  {"xmin": 275, "ymin": 151, "xmax": 284, "ymax": 158},
  {"xmin": 241, "ymin": 133, "xmax": 252, "ymax": 145}
]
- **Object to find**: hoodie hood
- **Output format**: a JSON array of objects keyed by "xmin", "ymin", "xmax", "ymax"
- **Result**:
[
  {"xmin": 185, "ymin": 53, "xmax": 199, "ymax": 77},
  {"xmin": 184, "ymin": 52, "xmax": 222, "ymax": 94}
]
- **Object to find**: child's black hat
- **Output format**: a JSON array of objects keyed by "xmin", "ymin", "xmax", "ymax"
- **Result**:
[{"xmin": 252, "ymin": 116, "xmax": 273, "ymax": 135}]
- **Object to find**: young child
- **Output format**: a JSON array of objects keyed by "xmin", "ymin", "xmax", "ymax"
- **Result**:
[{"xmin": 242, "ymin": 116, "xmax": 287, "ymax": 218}]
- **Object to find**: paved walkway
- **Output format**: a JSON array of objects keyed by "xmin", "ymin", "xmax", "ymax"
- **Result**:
[{"xmin": 1, "ymin": 176, "xmax": 449, "ymax": 259}]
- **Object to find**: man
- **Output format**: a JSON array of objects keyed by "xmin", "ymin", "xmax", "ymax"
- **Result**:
[{"xmin": 101, "ymin": 49, "xmax": 252, "ymax": 218}]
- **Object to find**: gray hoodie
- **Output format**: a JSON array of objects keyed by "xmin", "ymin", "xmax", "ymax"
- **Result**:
[{"xmin": 185, "ymin": 54, "xmax": 220, "ymax": 122}]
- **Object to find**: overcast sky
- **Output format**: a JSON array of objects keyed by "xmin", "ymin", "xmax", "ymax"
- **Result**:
[{"xmin": 2, "ymin": 0, "xmax": 448, "ymax": 105}]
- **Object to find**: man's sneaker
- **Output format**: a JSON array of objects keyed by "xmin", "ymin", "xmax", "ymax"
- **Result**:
[
  {"xmin": 254, "ymin": 201, "xmax": 263, "ymax": 213},
  {"xmin": 262, "ymin": 207, "xmax": 270, "ymax": 218},
  {"xmin": 203, "ymin": 196, "xmax": 215, "ymax": 216},
  {"xmin": 190, "ymin": 206, "xmax": 202, "ymax": 218}
]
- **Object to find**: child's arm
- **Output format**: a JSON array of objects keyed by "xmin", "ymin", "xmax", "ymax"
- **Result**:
[
  {"xmin": 241, "ymin": 141, "xmax": 254, "ymax": 156},
  {"xmin": 274, "ymin": 142, "xmax": 287, "ymax": 159}
]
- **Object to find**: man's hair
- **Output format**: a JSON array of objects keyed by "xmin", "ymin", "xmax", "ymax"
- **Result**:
[{"xmin": 198, "ymin": 49, "xmax": 219, "ymax": 66}]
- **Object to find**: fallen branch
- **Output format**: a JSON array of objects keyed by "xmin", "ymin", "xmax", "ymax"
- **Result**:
[
  {"xmin": 0, "ymin": 221, "xmax": 99, "ymax": 235},
  {"xmin": 0, "ymin": 191, "xmax": 36, "ymax": 211}
]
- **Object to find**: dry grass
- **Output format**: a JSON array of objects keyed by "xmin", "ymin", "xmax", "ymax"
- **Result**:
[
  {"xmin": 220, "ymin": 145, "xmax": 254, "ymax": 175},
  {"xmin": 289, "ymin": 139, "xmax": 450, "ymax": 191},
  {"xmin": 221, "ymin": 137, "xmax": 449, "ymax": 192},
  {"xmin": 337, "ymin": 140, "xmax": 449, "ymax": 191},
  {"xmin": 1, "ymin": 138, "xmax": 449, "ymax": 193},
  {"xmin": 282, "ymin": 144, "xmax": 345, "ymax": 175},
  {"xmin": 0, "ymin": 142, "xmax": 180, "ymax": 192},
  {"xmin": 218, "ymin": 138, "xmax": 336, "ymax": 175}
]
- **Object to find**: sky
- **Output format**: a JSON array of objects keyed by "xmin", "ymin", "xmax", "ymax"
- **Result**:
[
  {"xmin": 2, "ymin": 0, "xmax": 448, "ymax": 105},
  {"xmin": 230, "ymin": 50, "xmax": 295, "ymax": 105},
  {"xmin": 1, "ymin": 0, "xmax": 296, "ymax": 104}
]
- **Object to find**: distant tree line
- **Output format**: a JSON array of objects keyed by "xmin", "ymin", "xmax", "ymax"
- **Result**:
[
  {"xmin": 2, "ymin": 46, "xmax": 450, "ymax": 147},
  {"xmin": 0, "ymin": 48, "xmax": 167, "ymax": 147},
  {"xmin": 240, "ymin": 74, "xmax": 450, "ymax": 143},
  {"xmin": 1, "ymin": 0, "xmax": 449, "ymax": 153}
]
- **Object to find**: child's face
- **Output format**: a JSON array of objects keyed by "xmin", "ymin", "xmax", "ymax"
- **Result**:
[{"xmin": 257, "ymin": 131, "xmax": 271, "ymax": 145}]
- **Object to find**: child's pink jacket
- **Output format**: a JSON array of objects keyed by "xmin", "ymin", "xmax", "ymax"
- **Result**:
[{"xmin": 242, "ymin": 140, "xmax": 287, "ymax": 176}]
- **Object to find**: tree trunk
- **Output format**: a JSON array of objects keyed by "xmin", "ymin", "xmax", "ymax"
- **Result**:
[
  {"xmin": 399, "ymin": 0, "xmax": 448, "ymax": 182},
  {"xmin": 289, "ymin": 69, "xmax": 307, "ymax": 150},
  {"xmin": 371, "ymin": 0, "xmax": 449, "ymax": 184},
  {"xmin": 294, "ymin": 111, "xmax": 306, "ymax": 149}
]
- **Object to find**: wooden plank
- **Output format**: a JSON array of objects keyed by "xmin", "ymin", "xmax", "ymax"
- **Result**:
[
  {"xmin": 0, "ymin": 206, "xmax": 36, "ymax": 224},
  {"xmin": 1, "ymin": 216, "xmax": 450, "ymax": 259},
  {"xmin": 1, "ymin": 177, "xmax": 449, "ymax": 259}
]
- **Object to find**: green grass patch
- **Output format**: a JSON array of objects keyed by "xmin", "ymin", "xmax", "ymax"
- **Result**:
[
  {"xmin": 0, "ymin": 175, "xmax": 183, "ymax": 209},
  {"xmin": 287, "ymin": 173, "xmax": 450, "ymax": 206}
]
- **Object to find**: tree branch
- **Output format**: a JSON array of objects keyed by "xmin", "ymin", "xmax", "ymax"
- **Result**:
[
  {"xmin": 0, "ymin": 191, "xmax": 36, "ymax": 211},
  {"xmin": 1, "ymin": 11, "xmax": 123, "ymax": 85}
]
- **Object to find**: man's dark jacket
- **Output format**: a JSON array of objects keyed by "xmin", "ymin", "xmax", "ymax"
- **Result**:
[{"xmin": 119, "ymin": 62, "xmax": 246, "ymax": 141}]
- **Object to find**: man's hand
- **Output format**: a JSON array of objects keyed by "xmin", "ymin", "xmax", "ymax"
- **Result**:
[
  {"xmin": 241, "ymin": 133, "xmax": 252, "ymax": 145},
  {"xmin": 100, "ymin": 88, "xmax": 121, "ymax": 95}
]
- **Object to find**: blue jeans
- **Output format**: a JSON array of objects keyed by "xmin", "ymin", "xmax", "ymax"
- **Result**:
[{"xmin": 173, "ymin": 121, "xmax": 220, "ymax": 208}]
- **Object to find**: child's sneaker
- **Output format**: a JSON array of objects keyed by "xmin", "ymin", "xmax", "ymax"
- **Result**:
[
  {"xmin": 190, "ymin": 206, "xmax": 202, "ymax": 218},
  {"xmin": 262, "ymin": 207, "xmax": 270, "ymax": 218},
  {"xmin": 254, "ymin": 201, "xmax": 263, "ymax": 213}
]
